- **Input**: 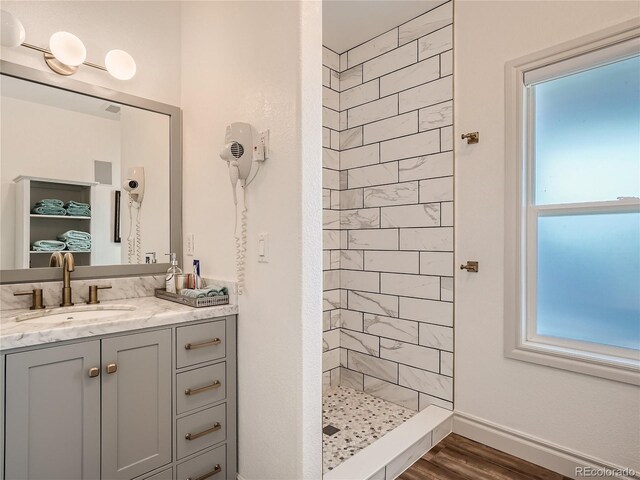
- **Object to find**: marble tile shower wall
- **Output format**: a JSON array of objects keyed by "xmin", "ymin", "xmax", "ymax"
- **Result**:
[
  {"xmin": 322, "ymin": 42, "xmax": 342, "ymax": 392},
  {"xmin": 322, "ymin": 1, "xmax": 454, "ymax": 411}
]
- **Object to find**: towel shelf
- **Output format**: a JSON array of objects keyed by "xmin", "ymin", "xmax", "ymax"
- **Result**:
[
  {"xmin": 14, "ymin": 177, "xmax": 95, "ymax": 269},
  {"xmin": 30, "ymin": 214, "xmax": 91, "ymax": 220},
  {"xmin": 30, "ymin": 250, "xmax": 91, "ymax": 254}
]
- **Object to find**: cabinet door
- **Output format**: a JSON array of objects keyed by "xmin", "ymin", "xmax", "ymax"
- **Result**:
[
  {"xmin": 5, "ymin": 341, "xmax": 101, "ymax": 480},
  {"xmin": 101, "ymin": 329, "xmax": 171, "ymax": 480}
]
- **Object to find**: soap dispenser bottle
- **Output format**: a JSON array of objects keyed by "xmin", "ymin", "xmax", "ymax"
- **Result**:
[{"xmin": 165, "ymin": 253, "xmax": 182, "ymax": 294}]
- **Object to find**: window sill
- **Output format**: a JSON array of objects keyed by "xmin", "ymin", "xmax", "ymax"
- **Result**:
[{"xmin": 505, "ymin": 337, "xmax": 640, "ymax": 386}]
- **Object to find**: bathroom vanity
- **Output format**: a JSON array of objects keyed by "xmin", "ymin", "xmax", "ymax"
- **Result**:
[
  {"xmin": 0, "ymin": 53, "xmax": 237, "ymax": 480},
  {"xmin": 0, "ymin": 295, "xmax": 238, "ymax": 480}
]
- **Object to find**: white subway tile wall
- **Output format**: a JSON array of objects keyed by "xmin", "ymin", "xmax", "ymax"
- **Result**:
[{"xmin": 322, "ymin": 0, "xmax": 453, "ymax": 409}]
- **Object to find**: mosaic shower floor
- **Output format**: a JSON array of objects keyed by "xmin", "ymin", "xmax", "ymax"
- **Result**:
[{"xmin": 322, "ymin": 386, "xmax": 416, "ymax": 473}]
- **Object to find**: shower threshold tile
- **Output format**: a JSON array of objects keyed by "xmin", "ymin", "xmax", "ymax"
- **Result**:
[{"xmin": 322, "ymin": 385, "xmax": 416, "ymax": 474}]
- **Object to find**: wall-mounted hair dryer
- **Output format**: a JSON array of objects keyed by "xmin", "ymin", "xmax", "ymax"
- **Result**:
[
  {"xmin": 219, "ymin": 122, "xmax": 267, "ymax": 295},
  {"xmin": 123, "ymin": 166, "xmax": 145, "ymax": 203},
  {"xmin": 123, "ymin": 166, "xmax": 145, "ymax": 264},
  {"xmin": 219, "ymin": 122, "xmax": 254, "ymax": 206}
]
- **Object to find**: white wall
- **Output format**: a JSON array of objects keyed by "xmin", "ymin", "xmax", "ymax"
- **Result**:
[
  {"xmin": 455, "ymin": 0, "xmax": 640, "ymax": 472},
  {"xmin": 180, "ymin": 2, "xmax": 322, "ymax": 478},
  {"xmin": 0, "ymin": 1, "xmax": 181, "ymax": 106}
]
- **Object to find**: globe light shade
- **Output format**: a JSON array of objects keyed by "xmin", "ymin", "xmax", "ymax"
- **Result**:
[
  {"xmin": 0, "ymin": 10, "xmax": 25, "ymax": 47},
  {"xmin": 105, "ymin": 49, "xmax": 136, "ymax": 80},
  {"xmin": 49, "ymin": 31, "xmax": 86, "ymax": 66}
]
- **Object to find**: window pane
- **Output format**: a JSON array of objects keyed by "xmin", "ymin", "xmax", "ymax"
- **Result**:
[
  {"xmin": 533, "ymin": 56, "xmax": 640, "ymax": 205},
  {"xmin": 536, "ymin": 211, "xmax": 640, "ymax": 350}
]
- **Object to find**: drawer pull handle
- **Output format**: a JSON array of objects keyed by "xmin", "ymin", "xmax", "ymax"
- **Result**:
[
  {"xmin": 185, "ymin": 380, "xmax": 221, "ymax": 396},
  {"xmin": 88, "ymin": 367, "xmax": 100, "ymax": 378},
  {"xmin": 106, "ymin": 363, "xmax": 118, "ymax": 374},
  {"xmin": 187, "ymin": 464, "xmax": 221, "ymax": 480},
  {"xmin": 185, "ymin": 338, "xmax": 222, "ymax": 350},
  {"xmin": 185, "ymin": 422, "xmax": 222, "ymax": 441}
]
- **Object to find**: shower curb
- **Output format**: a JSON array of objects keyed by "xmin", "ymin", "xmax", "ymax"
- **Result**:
[{"xmin": 323, "ymin": 405, "xmax": 453, "ymax": 480}]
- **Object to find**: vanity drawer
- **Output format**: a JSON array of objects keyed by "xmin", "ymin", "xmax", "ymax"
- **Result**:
[
  {"xmin": 177, "ymin": 403, "xmax": 226, "ymax": 460},
  {"xmin": 177, "ymin": 362, "xmax": 226, "ymax": 414},
  {"xmin": 177, "ymin": 444, "xmax": 226, "ymax": 480},
  {"xmin": 176, "ymin": 320, "xmax": 226, "ymax": 369},
  {"xmin": 142, "ymin": 467, "xmax": 173, "ymax": 480}
]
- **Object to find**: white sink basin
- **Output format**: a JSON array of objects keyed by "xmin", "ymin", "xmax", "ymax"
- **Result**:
[{"xmin": 13, "ymin": 305, "xmax": 136, "ymax": 323}]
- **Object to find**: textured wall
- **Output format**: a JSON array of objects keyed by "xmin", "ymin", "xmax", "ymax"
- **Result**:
[
  {"xmin": 322, "ymin": 1, "xmax": 454, "ymax": 412},
  {"xmin": 181, "ymin": 2, "xmax": 322, "ymax": 478}
]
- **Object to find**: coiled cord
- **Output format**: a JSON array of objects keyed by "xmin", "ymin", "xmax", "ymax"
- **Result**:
[
  {"xmin": 127, "ymin": 198, "xmax": 142, "ymax": 264},
  {"xmin": 135, "ymin": 205, "xmax": 142, "ymax": 263},
  {"xmin": 127, "ymin": 200, "xmax": 134, "ymax": 264},
  {"xmin": 235, "ymin": 188, "xmax": 248, "ymax": 295}
]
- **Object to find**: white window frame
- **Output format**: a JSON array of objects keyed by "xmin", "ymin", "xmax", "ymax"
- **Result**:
[{"xmin": 504, "ymin": 18, "xmax": 640, "ymax": 385}]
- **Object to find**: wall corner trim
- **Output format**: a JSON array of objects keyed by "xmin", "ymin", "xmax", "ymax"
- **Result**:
[{"xmin": 453, "ymin": 411, "xmax": 638, "ymax": 480}]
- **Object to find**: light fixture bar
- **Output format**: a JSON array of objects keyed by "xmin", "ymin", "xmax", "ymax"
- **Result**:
[
  {"xmin": 21, "ymin": 42, "xmax": 107, "ymax": 72},
  {"xmin": 21, "ymin": 42, "xmax": 47, "ymax": 54},
  {"xmin": 80, "ymin": 58, "xmax": 107, "ymax": 72}
]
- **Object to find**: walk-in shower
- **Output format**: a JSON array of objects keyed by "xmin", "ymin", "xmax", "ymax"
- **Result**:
[{"xmin": 321, "ymin": 1, "xmax": 456, "ymax": 476}]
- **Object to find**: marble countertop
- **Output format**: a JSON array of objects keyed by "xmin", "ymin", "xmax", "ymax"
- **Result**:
[{"xmin": 0, "ymin": 296, "xmax": 238, "ymax": 351}]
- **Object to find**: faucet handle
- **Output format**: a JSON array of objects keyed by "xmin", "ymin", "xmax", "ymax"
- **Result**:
[
  {"xmin": 87, "ymin": 285, "xmax": 112, "ymax": 305},
  {"xmin": 14, "ymin": 288, "xmax": 45, "ymax": 310}
]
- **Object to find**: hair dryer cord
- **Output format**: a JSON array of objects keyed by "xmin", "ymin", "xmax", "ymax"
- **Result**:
[
  {"xmin": 127, "ymin": 198, "xmax": 142, "ymax": 264},
  {"xmin": 135, "ymin": 205, "xmax": 142, "ymax": 263},
  {"xmin": 127, "ymin": 200, "xmax": 134, "ymax": 263},
  {"xmin": 235, "ymin": 188, "xmax": 248, "ymax": 295}
]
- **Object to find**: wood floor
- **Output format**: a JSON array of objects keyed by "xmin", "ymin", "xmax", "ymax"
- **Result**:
[{"xmin": 399, "ymin": 433, "xmax": 573, "ymax": 480}]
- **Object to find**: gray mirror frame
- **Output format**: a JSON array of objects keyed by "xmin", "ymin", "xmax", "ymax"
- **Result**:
[{"xmin": 0, "ymin": 60, "xmax": 182, "ymax": 284}]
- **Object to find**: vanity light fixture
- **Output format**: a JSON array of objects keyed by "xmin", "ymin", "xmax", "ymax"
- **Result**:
[
  {"xmin": 46, "ymin": 31, "xmax": 87, "ymax": 75},
  {"xmin": 105, "ymin": 49, "xmax": 136, "ymax": 80},
  {"xmin": 0, "ymin": 9, "xmax": 25, "ymax": 47},
  {"xmin": 0, "ymin": 9, "xmax": 136, "ymax": 80}
]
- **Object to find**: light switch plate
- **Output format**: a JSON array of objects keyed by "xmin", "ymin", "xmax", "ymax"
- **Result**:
[
  {"xmin": 258, "ymin": 233, "xmax": 269, "ymax": 263},
  {"xmin": 186, "ymin": 233, "xmax": 195, "ymax": 256}
]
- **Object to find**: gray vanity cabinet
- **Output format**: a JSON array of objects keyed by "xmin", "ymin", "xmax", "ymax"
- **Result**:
[
  {"xmin": 101, "ymin": 330, "xmax": 172, "ymax": 480},
  {"xmin": 4, "ymin": 341, "xmax": 102, "ymax": 480},
  {"xmin": 2, "ymin": 315, "xmax": 237, "ymax": 480},
  {"xmin": 4, "ymin": 330, "xmax": 171, "ymax": 480}
]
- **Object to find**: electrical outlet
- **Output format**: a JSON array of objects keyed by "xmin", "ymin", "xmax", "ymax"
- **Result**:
[
  {"xmin": 186, "ymin": 233, "xmax": 195, "ymax": 256},
  {"xmin": 255, "ymin": 129, "xmax": 269, "ymax": 161}
]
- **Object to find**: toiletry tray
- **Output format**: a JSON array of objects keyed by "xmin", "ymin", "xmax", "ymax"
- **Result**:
[{"xmin": 155, "ymin": 288, "xmax": 230, "ymax": 308}]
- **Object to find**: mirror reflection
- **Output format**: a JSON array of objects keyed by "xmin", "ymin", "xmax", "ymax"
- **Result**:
[{"xmin": 1, "ymin": 75, "xmax": 170, "ymax": 269}]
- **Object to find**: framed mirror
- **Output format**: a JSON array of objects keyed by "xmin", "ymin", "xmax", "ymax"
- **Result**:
[{"xmin": 0, "ymin": 60, "xmax": 182, "ymax": 283}]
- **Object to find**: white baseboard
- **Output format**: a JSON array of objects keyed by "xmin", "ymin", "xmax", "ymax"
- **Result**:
[
  {"xmin": 453, "ymin": 412, "xmax": 639, "ymax": 480},
  {"xmin": 236, "ymin": 474, "xmax": 246, "ymax": 480}
]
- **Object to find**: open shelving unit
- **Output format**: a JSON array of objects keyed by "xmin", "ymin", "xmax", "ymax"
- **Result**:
[{"xmin": 14, "ymin": 176, "xmax": 97, "ymax": 269}]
